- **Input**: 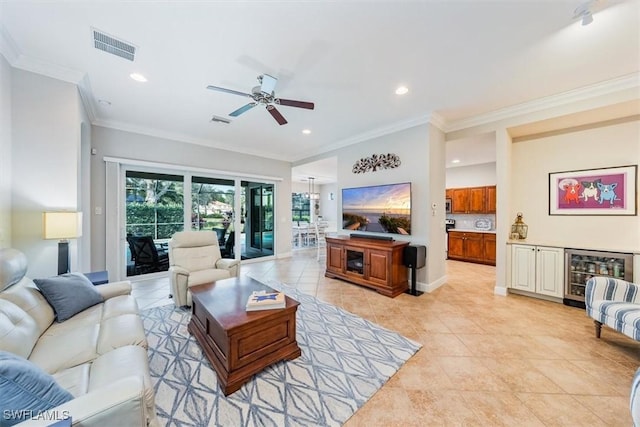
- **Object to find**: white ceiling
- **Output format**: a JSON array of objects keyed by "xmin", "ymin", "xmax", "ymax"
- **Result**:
[{"xmin": 1, "ymin": 1, "xmax": 638, "ymax": 178}]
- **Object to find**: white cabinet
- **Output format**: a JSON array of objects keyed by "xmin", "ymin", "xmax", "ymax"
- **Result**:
[{"xmin": 511, "ymin": 244, "xmax": 564, "ymax": 299}]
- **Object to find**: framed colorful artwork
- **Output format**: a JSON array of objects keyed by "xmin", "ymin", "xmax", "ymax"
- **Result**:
[{"xmin": 549, "ymin": 165, "xmax": 637, "ymax": 216}]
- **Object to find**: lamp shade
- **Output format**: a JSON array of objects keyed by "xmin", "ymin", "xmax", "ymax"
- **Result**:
[{"xmin": 43, "ymin": 212, "xmax": 82, "ymax": 240}]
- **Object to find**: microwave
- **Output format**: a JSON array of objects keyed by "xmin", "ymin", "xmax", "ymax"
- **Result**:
[{"xmin": 445, "ymin": 198, "xmax": 452, "ymax": 214}]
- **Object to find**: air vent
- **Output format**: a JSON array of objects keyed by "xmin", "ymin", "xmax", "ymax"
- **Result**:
[
  {"xmin": 92, "ymin": 28, "xmax": 136, "ymax": 61},
  {"xmin": 211, "ymin": 115, "xmax": 231, "ymax": 124}
]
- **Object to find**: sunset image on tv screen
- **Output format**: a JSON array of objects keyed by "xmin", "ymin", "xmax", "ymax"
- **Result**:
[{"xmin": 342, "ymin": 182, "xmax": 411, "ymax": 235}]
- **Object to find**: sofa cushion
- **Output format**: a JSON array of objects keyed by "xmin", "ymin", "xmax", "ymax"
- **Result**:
[
  {"xmin": 34, "ymin": 273, "xmax": 104, "ymax": 322},
  {"xmin": 0, "ymin": 299, "xmax": 41, "ymax": 359},
  {"xmin": 88, "ymin": 345, "xmax": 156, "ymax": 421},
  {"xmin": 0, "ymin": 351, "xmax": 73, "ymax": 426}
]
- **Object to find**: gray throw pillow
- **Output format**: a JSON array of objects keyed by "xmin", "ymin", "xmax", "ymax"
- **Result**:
[
  {"xmin": 34, "ymin": 273, "xmax": 103, "ymax": 322},
  {"xmin": 0, "ymin": 351, "xmax": 73, "ymax": 426}
]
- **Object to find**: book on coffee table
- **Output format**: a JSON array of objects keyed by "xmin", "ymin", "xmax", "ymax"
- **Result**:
[{"xmin": 246, "ymin": 290, "xmax": 286, "ymax": 311}]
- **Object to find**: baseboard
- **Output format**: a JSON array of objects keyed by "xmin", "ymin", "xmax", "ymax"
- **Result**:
[
  {"xmin": 277, "ymin": 251, "xmax": 293, "ymax": 259},
  {"xmin": 416, "ymin": 274, "xmax": 447, "ymax": 293},
  {"xmin": 493, "ymin": 286, "xmax": 508, "ymax": 296},
  {"xmin": 508, "ymin": 288, "xmax": 563, "ymax": 303}
]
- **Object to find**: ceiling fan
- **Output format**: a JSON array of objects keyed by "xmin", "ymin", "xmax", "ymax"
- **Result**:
[{"xmin": 206, "ymin": 74, "xmax": 314, "ymax": 125}]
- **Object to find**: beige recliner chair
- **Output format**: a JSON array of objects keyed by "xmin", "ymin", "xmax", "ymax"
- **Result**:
[{"xmin": 168, "ymin": 231, "xmax": 241, "ymax": 307}]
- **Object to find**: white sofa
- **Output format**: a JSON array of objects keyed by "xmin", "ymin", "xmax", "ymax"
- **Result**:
[
  {"xmin": 168, "ymin": 230, "xmax": 241, "ymax": 307},
  {"xmin": 0, "ymin": 248, "xmax": 157, "ymax": 426}
]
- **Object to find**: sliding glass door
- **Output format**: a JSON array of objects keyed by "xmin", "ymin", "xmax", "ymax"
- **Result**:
[
  {"xmin": 243, "ymin": 181, "xmax": 274, "ymax": 259},
  {"xmin": 124, "ymin": 171, "xmax": 184, "ymax": 276},
  {"xmin": 121, "ymin": 169, "xmax": 277, "ymax": 277},
  {"xmin": 191, "ymin": 177, "xmax": 236, "ymax": 258}
]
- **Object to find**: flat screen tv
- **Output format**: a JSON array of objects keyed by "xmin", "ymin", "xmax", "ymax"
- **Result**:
[{"xmin": 342, "ymin": 182, "xmax": 411, "ymax": 235}]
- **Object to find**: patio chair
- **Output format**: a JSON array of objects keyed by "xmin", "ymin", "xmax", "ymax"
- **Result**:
[
  {"xmin": 126, "ymin": 235, "xmax": 170, "ymax": 275},
  {"xmin": 220, "ymin": 231, "xmax": 235, "ymax": 258},
  {"xmin": 213, "ymin": 227, "xmax": 227, "ymax": 246}
]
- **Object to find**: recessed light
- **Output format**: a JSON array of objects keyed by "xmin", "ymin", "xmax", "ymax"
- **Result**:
[
  {"xmin": 302, "ymin": 129, "xmax": 311, "ymax": 135},
  {"xmin": 395, "ymin": 86, "xmax": 409, "ymax": 95},
  {"xmin": 129, "ymin": 73, "xmax": 147, "ymax": 82},
  {"xmin": 97, "ymin": 99, "xmax": 111, "ymax": 106},
  {"xmin": 452, "ymin": 159, "xmax": 461, "ymax": 164}
]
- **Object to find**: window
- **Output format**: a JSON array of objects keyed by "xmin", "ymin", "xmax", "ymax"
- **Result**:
[
  {"xmin": 125, "ymin": 172, "xmax": 184, "ymax": 239},
  {"xmin": 292, "ymin": 193, "xmax": 310, "ymax": 222},
  {"xmin": 191, "ymin": 177, "xmax": 235, "ymax": 231}
]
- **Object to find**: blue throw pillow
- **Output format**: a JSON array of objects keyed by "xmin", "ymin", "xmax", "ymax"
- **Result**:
[
  {"xmin": 0, "ymin": 351, "xmax": 73, "ymax": 426},
  {"xmin": 34, "ymin": 273, "xmax": 103, "ymax": 322}
]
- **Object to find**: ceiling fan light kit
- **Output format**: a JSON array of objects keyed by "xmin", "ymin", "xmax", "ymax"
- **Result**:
[
  {"xmin": 207, "ymin": 74, "xmax": 314, "ymax": 125},
  {"xmin": 573, "ymin": 0, "xmax": 596, "ymax": 25}
]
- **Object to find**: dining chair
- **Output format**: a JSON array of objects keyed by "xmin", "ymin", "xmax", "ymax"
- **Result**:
[{"xmin": 315, "ymin": 222, "xmax": 327, "ymax": 260}]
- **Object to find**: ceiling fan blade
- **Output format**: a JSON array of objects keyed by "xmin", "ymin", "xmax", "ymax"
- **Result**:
[
  {"xmin": 266, "ymin": 105, "xmax": 288, "ymax": 125},
  {"xmin": 260, "ymin": 74, "xmax": 277, "ymax": 94},
  {"xmin": 276, "ymin": 98, "xmax": 315, "ymax": 110},
  {"xmin": 206, "ymin": 85, "xmax": 251, "ymax": 97},
  {"xmin": 229, "ymin": 103, "xmax": 257, "ymax": 117}
]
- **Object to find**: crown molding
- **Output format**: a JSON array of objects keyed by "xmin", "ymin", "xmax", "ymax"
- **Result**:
[
  {"xmin": 12, "ymin": 54, "xmax": 84, "ymax": 84},
  {"xmin": 428, "ymin": 111, "xmax": 446, "ymax": 130},
  {"xmin": 0, "ymin": 24, "xmax": 20, "ymax": 65},
  {"xmin": 444, "ymin": 73, "xmax": 640, "ymax": 132},
  {"xmin": 301, "ymin": 112, "xmax": 445, "ymax": 161},
  {"xmin": 92, "ymin": 119, "xmax": 291, "ymax": 162},
  {"xmin": 77, "ymin": 74, "xmax": 97, "ymax": 122},
  {"xmin": 0, "ymin": 24, "xmax": 84, "ymax": 83}
]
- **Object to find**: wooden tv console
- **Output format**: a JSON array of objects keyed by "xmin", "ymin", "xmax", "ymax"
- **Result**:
[{"xmin": 325, "ymin": 235, "xmax": 409, "ymax": 297}]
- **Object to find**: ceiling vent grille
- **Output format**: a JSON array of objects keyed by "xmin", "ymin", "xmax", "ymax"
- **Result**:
[{"xmin": 92, "ymin": 28, "xmax": 136, "ymax": 61}]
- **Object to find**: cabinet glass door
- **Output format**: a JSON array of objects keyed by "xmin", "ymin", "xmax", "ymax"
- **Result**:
[
  {"xmin": 346, "ymin": 249, "xmax": 364, "ymax": 275},
  {"xmin": 566, "ymin": 249, "xmax": 633, "ymax": 301}
]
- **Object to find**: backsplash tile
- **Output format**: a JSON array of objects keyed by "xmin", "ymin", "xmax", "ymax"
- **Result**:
[{"xmin": 446, "ymin": 214, "xmax": 496, "ymax": 230}]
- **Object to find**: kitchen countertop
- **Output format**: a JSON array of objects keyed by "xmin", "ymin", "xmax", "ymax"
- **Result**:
[
  {"xmin": 506, "ymin": 239, "xmax": 640, "ymax": 254},
  {"xmin": 448, "ymin": 228, "xmax": 496, "ymax": 234}
]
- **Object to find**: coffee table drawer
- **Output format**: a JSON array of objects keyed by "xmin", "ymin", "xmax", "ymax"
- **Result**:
[{"xmin": 234, "ymin": 311, "xmax": 297, "ymax": 368}]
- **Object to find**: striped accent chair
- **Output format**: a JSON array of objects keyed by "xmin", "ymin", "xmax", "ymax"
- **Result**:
[
  {"xmin": 585, "ymin": 276, "xmax": 640, "ymax": 340},
  {"xmin": 632, "ymin": 367, "xmax": 640, "ymax": 427}
]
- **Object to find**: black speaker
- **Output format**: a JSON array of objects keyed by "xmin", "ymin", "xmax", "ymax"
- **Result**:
[
  {"xmin": 403, "ymin": 245, "xmax": 426, "ymax": 269},
  {"xmin": 350, "ymin": 233, "xmax": 394, "ymax": 241}
]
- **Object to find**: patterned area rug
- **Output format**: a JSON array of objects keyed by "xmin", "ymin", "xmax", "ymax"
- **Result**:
[{"xmin": 141, "ymin": 279, "xmax": 421, "ymax": 426}]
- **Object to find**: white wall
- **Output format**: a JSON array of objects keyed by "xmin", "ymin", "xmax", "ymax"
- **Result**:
[
  {"xmin": 312, "ymin": 122, "xmax": 447, "ymax": 289},
  {"xmin": 318, "ymin": 182, "xmax": 338, "ymax": 231},
  {"xmin": 90, "ymin": 126, "xmax": 293, "ymax": 271},
  {"xmin": 511, "ymin": 119, "xmax": 640, "ymax": 251},
  {"xmin": 0, "ymin": 55, "xmax": 11, "ymax": 248},
  {"xmin": 11, "ymin": 69, "xmax": 83, "ymax": 278},
  {"xmin": 446, "ymin": 162, "xmax": 496, "ymax": 188}
]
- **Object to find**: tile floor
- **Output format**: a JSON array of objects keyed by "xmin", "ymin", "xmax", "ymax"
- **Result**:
[{"xmin": 131, "ymin": 249, "xmax": 639, "ymax": 426}]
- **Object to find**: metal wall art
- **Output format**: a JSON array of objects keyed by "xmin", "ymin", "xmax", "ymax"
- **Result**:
[{"xmin": 352, "ymin": 153, "xmax": 401, "ymax": 174}]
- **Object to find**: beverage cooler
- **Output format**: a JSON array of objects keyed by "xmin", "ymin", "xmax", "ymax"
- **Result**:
[{"xmin": 564, "ymin": 248, "xmax": 634, "ymax": 308}]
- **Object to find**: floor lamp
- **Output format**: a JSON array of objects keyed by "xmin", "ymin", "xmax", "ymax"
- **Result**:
[{"xmin": 43, "ymin": 212, "xmax": 82, "ymax": 275}]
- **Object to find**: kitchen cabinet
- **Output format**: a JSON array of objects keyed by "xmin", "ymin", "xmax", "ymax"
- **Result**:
[
  {"xmin": 445, "ymin": 188, "xmax": 453, "ymax": 200},
  {"xmin": 511, "ymin": 244, "xmax": 564, "ymax": 299},
  {"xmin": 485, "ymin": 185, "xmax": 496, "ymax": 213},
  {"xmin": 448, "ymin": 186, "xmax": 494, "ymax": 214},
  {"xmin": 325, "ymin": 236, "xmax": 409, "ymax": 297},
  {"xmin": 447, "ymin": 231, "xmax": 495, "ymax": 265},
  {"xmin": 483, "ymin": 233, "xmax": 496, "ymax": 264}
]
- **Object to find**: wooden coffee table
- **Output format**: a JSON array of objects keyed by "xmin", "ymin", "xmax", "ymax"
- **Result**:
[{"xmin": 187, "ymin": 276, "xmax": 301, "ymax": 395}]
